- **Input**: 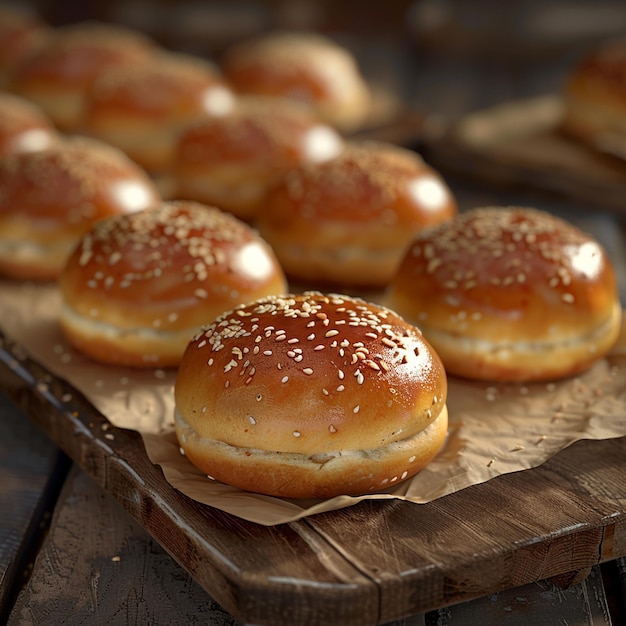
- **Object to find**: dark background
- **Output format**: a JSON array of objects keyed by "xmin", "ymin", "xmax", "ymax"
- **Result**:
[{"xmin": 7, "ymin": 0, "xmax": 626, "ymax": 121}]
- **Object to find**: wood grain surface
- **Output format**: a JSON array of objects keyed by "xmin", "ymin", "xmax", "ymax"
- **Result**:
[
  {"xmin": 0, "ymin": 391, "xmax": 69, "ymax": 624},
  {"xmin": 3, "ymin": 410, "xmax": 616, "ymax": 626}
]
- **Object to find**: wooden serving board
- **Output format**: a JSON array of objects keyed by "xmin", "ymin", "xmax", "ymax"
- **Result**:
[
  {"xmin": 1, "ymin": 327, "xmax": 625, "ymax": 626},
  {"xmin": 419, "ymin": 95, "xmax": 626, "ymax": 213}
]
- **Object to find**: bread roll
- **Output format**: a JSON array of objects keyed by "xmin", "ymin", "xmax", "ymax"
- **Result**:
[
  {"xmin": 562, "ymin": 38, "xmax": 626, "ymax": 155},
  {"xmin": 10, "ymin": 21, "xmax": 156, "ymax": 131},
  {"xmin": 386, "ymin": 206, "xmax": 622, "ymax": 382},
  {"xmin": 174, "ymin": 292, "xmax": 448, "ymax": 498},
  {"xmin": 59, "ymin": 200, "xmax": 288, "ymax": 368},
  {"xmin": 0, "ymin": 91, "xmax": 58, "ymax": 156},
  {"xmin": 83, "ymin": 53, "xmax": 236, "ymax": 173},
  {"xmin": 0, "ymin": 136, "xmax": 160, "ymax": 280},
  {"xmin": 221, "ymin": 31, "xmax": 371, "ymax": 132},
  {"xmin": 174, "ymin": 96, "xmax": 343, "ymax": 220},
  {"xmin": 256, "ymin": 141, "xmax": 457, "ymax": 288}
]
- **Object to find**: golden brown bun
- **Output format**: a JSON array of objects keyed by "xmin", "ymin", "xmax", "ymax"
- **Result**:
[
  {"xmin": 10, "ymin": 21, "xmax": 156, "ymax": 131},
  {"xmin": 0, "ymin": 91, "xmax": 58, "ymax": 156},
  {"xmin": 0, "ymin": 7, "xmax": 51, "ymax": 88},
  {"xmin": 59, "ymin": 200, "xmax": 288, "ymax": 368},
  {"xmin": 562, "ymin": 38, "xmax": 626, "ymax": 153},
  {"xmin": 0, "ymin": 136, "xmax": 161, "ymax": 280},
  {"xmin": 174, "ymin": 292, "xmax": 448, "ymax": 498},
  {"xmin": 174, "ymin": 96, "xmax": 344, "ymax": 220},
  {"xmin": 256, "ymin": 141, "xmax": 457, "ymax": 288},
  {"xmin": 83, "ymin": 52, "xmax": 236, "ymax": 173},
  {"xmin": 386, "ymin": 206, "xmax": 622, "ymax": 382},
  {"xmin": 221, "ymin": 31, "xmax": 371, "ymax": 133}
]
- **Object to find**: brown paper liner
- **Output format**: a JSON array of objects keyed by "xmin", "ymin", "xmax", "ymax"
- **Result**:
[{"xmin": 2, "ymin": 279, "xmax": 625, "ymax": 525}]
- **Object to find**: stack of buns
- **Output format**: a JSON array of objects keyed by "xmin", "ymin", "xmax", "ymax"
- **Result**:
[{"xmin": 2, "ymin": 11, "xmax": 623, "ymax": 500}]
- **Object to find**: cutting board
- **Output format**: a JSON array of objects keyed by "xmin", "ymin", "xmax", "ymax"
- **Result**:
[{"xmin": 1, "ymin": 326, "xmax": 624, "ymax": 626}]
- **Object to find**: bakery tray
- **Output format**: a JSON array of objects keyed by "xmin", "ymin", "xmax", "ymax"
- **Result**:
[
  {"xmin": 1, "ymin": 326, "xmax": 625, "ymax": 626},
  {"xmin": 419, "ymin": 95, "xmax": 626, "ymax": 213}
]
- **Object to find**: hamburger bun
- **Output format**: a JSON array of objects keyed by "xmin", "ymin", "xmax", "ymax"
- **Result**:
[
  {"xmin": 10, "ymin": 21, "xmax": 156, "ymax": 131},
  {"xmin": 256, "ymin": 141, "xmax": 457, "ymax": 288},
  {"xmin": 0, "ymin": 136, "xmax": 160, "ymax": 280},
  {"xmin": 173, "ymin": 96, "xmax": 343, "ymax": 220},
  {"xmin": 83, "ymin": 52, "xmax": 236, "ymax": 173},
  {"xmin": 221, "ymin": 31, "xmax": 371, "ymax": 133},
  {"xmin": 386, "ymin": 206, "xmax": 622, "ymax": 382},
  {"xmin": 59, "ymin": 200, "xmax": 288, "ymax": 368},
  {"xmin": 174, "ymin": 291, "xmax": 448, "ymax": 498}
]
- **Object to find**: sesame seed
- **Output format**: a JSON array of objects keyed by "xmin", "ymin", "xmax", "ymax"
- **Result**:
[
  {"xmin": 281, "ymin": 375, "xmax": 289, "ymax": 383},
  {"xmin": 325, "ymin": 329, "xmax": 339, "ymax": 337},
  {"xmin": 303, "ymin": 368, "xmax": 314, "ymax": 375}
]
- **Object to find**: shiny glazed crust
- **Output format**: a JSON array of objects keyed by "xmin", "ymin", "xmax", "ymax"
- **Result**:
[
  {"xmin": 0, "ymin": 92, "xmax": 58, "ymax": 156},
  {"xmin": 386, "ymin": 206, "xmax": 622, "ymax": 382},
  {"xmin": 10, "ymin": 22, "xmax": 155, "ymax": 130},
  {"xmin": 221, "ymin": 31, "xmax": 371, "ymax": 132},
  {"xmin": 256, "ymin": 141, "xmax": 457, "ymax": 287},
  {"xmin": 59, "ymin": 201, "xmax": 288, "ymax": 367},
  {"xmin": 174, "ymin": 97, "xmax": 344, "ymax": 220},
  {"xmin": 83, "ymin": 53, "xmax": 236, "ymax": 172},
  {"xmin": 174, "ymin": 292, "xmax": 448, "ymax": 497},
  {"xmin": 0, "ymin": 136, "xmax": 160, "ymax": 280}
]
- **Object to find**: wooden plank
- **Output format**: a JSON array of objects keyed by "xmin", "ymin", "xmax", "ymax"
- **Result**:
[
  {"xmin": 0, "ymin": 391, "xmax": 69, "ymax": 623},
  {"xmin": 8, "ymin": 465, "xmax": 239, "ymax": 626},
  {"xmin": 305, "ymin": 435, "xmax": 626, "ymax": 623}
]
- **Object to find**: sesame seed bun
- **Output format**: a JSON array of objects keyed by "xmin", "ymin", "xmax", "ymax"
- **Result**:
[
  {"xmin": 173, "ymin": 96, "xmax": 344, "ymax": 221},
  {"xmin": 58, "ymin": 200, "xmax": 288, "ymax": 368},
  {"xmin": 0, "ymin": 136, "xmax": 160, "ymax": 281},
  {"xmin": 561, "ymin": 38, "xmax": 626, "ymax": 153},
  {"xmin": 256, "ymin": 141, "xmax": 457, "ymax": 288},
  {"xmin": 10, "ymin": 21, "xmax": 156, "ymax": 131},
  {"xmin": 174, "ymin": 292, "xmax": 448, "ymax": 498},
  {"xmin": 221, "ymin": 31, "xmax": 371, "ymax": 133},
  {"xmin": 0, "ymin": 91, "xmax": 58, "ymax": 156},
  {"xmin": 386, "ymin": 206, "xmax": 622, "ymax": 382},
  {"xmin": 83, "ymin": 52, "xmax": 236, "ymax": 173}
]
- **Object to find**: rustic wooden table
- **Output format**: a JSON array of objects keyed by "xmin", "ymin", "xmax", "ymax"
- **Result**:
[{"xmin": 3, "ymin": 2, "xmax": 626, "ymax": 623}]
